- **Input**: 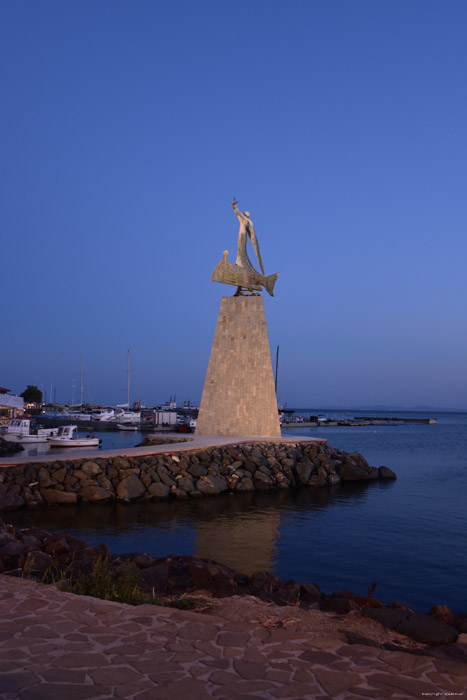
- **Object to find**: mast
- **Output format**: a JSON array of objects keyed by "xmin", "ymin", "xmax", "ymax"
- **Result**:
[
  {"xmin": 127, "ymin": 350, "xmax": 131, "ymax": 408},
  {"xmin": 275, "ymin": 345, "xmax": 279, "ymax": 396},
  {"xmin": 80, "ymin": 356, "xmax": 84, "ymax": 407}
]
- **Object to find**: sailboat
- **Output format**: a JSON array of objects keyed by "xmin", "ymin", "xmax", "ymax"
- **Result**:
[{"xmin": 116, "ymin": 350, "xmax": 141, "ymax": 428}]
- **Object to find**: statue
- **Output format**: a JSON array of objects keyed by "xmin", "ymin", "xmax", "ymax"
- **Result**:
[{"xmin": 211, "ymin": 200, "xmax": 279, "ymax": 296}]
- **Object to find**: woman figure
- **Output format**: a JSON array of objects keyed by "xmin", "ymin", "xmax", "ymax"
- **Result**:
[{"xmin": 231, "ymin": 199, "xmax": 265, "ymax": 279}]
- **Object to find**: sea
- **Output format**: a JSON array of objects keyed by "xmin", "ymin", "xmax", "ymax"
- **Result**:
[{"xmin": 4, "ymin": 409, "xmax": 467, "ymax": 615}]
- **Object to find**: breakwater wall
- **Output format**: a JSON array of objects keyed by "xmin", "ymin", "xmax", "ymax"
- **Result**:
[{"xmin": 0, "ymin": 441, "xmax": 396, "ymax": 511}]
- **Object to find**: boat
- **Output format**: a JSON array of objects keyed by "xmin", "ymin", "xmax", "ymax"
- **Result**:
[
  {"xmin": 90, "ymin": 409, "xmax": 115, "ymax": 422},
  {"xmin": 61, "ymin": 408, "xmax": 115, "ymax": 422},
  {"xmin": 1, "ymin": 419, "xmax": 59, "ymax": 443},
  {"xmin": 211, "ymin": 250, "xmax": 279, "ymax": 297},
  {"xmin": 47, "ymin": 425, "xmax": 101, "ymax": 448},
  {"xmin": 115, "ymin": 410, "xmax": 141, "ymax": 425},
  {"xmin": 117, "ymin": 423, "xmax": 139, "ymax": 431}
]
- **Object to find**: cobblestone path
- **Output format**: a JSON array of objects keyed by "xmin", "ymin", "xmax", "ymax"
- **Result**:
[{"xmin": 0, "ymin": 576, "xmax": 466, "ymax": 699}]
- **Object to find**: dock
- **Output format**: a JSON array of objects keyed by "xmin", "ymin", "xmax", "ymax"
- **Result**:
[{"xmin": 282, "ymin": 416, "xmax": 437, "ymax": 429}]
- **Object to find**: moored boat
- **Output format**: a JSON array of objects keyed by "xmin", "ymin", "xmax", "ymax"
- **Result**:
[
  {"xmin": 114, "ymin": 411, "xmax": 141, "ymax": 425},
  {"xmin": 1, "ymin": 419, "xmax": 59, "ymax": 443},
  {"xmin": 47, "ymin": 425, "xmax": 101, "ymax": 448}
]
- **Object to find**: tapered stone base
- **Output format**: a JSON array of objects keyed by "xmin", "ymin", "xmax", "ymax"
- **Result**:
[{"xmin": 196, "ymin": 296, "xmax": 281, "ymax": 437}]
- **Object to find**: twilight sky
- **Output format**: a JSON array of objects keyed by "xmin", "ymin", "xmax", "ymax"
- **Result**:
[{"xmin": 2, "ymin": 0, "xmax": 466, "ymax": 409}]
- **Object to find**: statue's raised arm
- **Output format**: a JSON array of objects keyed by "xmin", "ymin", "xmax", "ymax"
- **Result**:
[{"xmin": 211, "ymin": 201, "xmax": 279, "ymax": 297}]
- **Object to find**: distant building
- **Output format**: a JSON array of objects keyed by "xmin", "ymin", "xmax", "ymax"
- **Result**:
[
  {"xmin": 141, "ymin": 409, "xmax": 178, "ymax": 427},
  {"xmin": 0, "ymin": 387, "xmax": 24, "ymax": 419}
]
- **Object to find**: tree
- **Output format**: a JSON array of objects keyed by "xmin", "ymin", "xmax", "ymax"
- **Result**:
[{"xmin": 20, "ymin": 385, "xmax": 43, "ymax": 404}]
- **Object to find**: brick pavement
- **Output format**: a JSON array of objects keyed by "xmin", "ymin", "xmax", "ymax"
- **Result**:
[
  {"xmin": 1, "ymin": 575, "xmax": 466, "ymax": 699},
  {"xmin": 0, "ymin": 434, "xmax": 326, "ymax": 467}
]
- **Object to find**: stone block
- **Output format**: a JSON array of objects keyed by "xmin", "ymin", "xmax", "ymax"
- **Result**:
[{"xmin": 196, "ymin": 296, "xmax": 281, "ymax": 437}]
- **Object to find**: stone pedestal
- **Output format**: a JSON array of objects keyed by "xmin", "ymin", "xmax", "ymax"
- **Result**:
[{"xmin": 196, "ymin": 296, "xmax": 281, "ymax": 437}]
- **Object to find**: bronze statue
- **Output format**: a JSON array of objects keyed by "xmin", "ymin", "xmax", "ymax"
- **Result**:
[{"xmin": 211, "ymin": 200, "xmax": 279, "ymax": 296}]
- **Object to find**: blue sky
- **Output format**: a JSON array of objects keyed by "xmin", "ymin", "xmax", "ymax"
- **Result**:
[{"xmin": 1, "ymin": 0, "xmax": 466, "ymax": 409}]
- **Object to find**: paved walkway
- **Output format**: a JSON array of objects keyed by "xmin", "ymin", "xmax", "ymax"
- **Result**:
[
  {"xmin": 0, "ymin": 434, "xmax": 326, "ymax": 467},
  {"xmin": 1, "ymin": 576, "xmax": 466, "ymax": 699}
]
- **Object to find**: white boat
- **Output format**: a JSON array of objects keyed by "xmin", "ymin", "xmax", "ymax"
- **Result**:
[
  {"xmin": 90, "ymin": 409, "xmax": 115, "ymax": 422},
  {"xmin": 61, "ymin": 408, "xmax": 115, "ymax": 422},
  {"xmin": 117, "ymin": 423, "xmax": 138, "ymax": 431},
  {"xmin": 47, "ymin": 425, "xmax": 101, "ymax": 448},
  {"xmin": 115, "ymin": 411, "xmax": 141, "ymax": 425},
  {"xmin": 1, "ymin": 419, "xmax": 59, "ymax": 443}
]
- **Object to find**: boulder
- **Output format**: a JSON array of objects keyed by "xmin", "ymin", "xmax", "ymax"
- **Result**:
[
  {"xmin": 81, "ymin": 461, "xmax": 102, "ymax": 476},
  {"xmin": 299, "ymin": 582, "xmax": 322, "ymax": 607},
  {"xmin": 0, "ymin": 540, "xmax": 30, "ymax": 569},
  {"xmin": 172, "ymin": 488, "xmax": 188, "ymax": 499},
  {"xmin": 42, "ymin": 489, "xmax": 77, "ymax": 504},
  {"xmin": 363, "ymin": 607, "xmax": 458, "ymax": 646},
  {"xmin": 52, "ymin": 467, "xmax": 68, "ymax": 483},
  {"xmin": 187, "ymin": 463, "xmax": 208, "ymax": 477},
  {"xmin": 253, "ymin": 471, "xmax": 273, "ymax": 489},
  {"xmin": 157, "ymin": 467, "xmax": 176, "ymax": 488},
  {"xmin": 235, "ymin": 477, "xmax": 255, "ymax": 492},
  {"xmin": 148, "ymin": 482, "xmax": 170, "ymax": 499},
  {"xmin": 339, "ymin": 462, "xmax": 378, "ymax": 481},
  {"xmin": 138, "ymin": 563, "xmax": 169, "ymax": 594},
  {"xmin": 44, "ymin": 536, "xmax": 71, "ymax": 557},
  {"xmin": 295, "ymin": 460, "xmax": 312, "ymax": 484},
  {"xmin": 176, "ymin": 476, "xmax": 195, "ymax": 493},
  {"xmin": 197, "ymin": 474, "xmax": 228, "ymax": 495},
  {"xmin": 187, "ymin": 560, "xmax": 240, "ymax": 597},
  {"xmin": 112, "ymin": 456, "xmax": 130, "ymax": 470},
  {"xmin": 116, "ymin": 474, "xmax": 146, "ymax": 501},
  {"xmin": 23, "ymin": 551, "xmax": 53, "ymax": 578},
  {"xmin": 38, "ymin": 468, "xmax": 56, "ymax": 488},
  {"xmin": 0, "ymin": 493, "xmax": 25, "ymax": 510},
  {"xmin": 81, "ymin": 485, "xmax": 112, "ymax": 502},
  {"xmin": 140, "ymin": 472, "xmax": 153, "ymax": 488},
  {"xmin": 307, "ymin": 476, "xmax": 326, "ymax": 487},
  {"xmin": 378, "ymin": 466, "xmax": 397, "ymax": 480}
]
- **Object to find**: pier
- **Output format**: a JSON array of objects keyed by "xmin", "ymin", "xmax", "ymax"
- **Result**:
[{"xmin": 282, "ymin": 416, "xmax": 437, "ymax": 428}]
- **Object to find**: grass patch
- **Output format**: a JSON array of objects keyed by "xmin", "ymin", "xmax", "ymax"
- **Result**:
[{"xmin": 55, "ymin": 556, "xmax": 198, "ymax": 609}]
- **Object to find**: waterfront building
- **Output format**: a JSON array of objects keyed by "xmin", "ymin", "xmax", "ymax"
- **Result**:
[{"xmin": 0, "ymin": 387, "xmax": 24, "ymax": 419}]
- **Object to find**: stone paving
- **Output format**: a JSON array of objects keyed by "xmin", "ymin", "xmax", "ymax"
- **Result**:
[
  {"xmin": 0, "ymin": 434, "xmax": 326, "ymax": 467},
  {"xmin": 1, "ymin": 575, "xmax": 466, "ymax": 699}
]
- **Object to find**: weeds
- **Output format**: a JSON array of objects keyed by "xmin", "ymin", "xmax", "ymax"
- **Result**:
[{"xmin": 52, "ymin": 556, "xmax": 198, "ymax": 609}]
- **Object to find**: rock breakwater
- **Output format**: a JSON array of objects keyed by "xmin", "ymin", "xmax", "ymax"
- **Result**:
[{"xmin": 0, "ymin": 441, "xmax": 396, "ymax": 511}]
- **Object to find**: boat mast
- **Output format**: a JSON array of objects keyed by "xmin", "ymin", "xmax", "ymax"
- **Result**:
[
  {"xmin": 80, "ymin": 356, "xmax": 84, "ymax": 408},
  {"xmin": 275, "ymin": 345, "xmax": 279, "ymax": 396},
  {"xmin": 127, "ymin": 349, "xmax": 131, "ymax": 409}
]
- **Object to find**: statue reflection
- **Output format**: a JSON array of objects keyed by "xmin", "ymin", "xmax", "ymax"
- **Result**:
[{"xmin": 194, "ymin": 511, "xmax": 281, "ymax": 575}]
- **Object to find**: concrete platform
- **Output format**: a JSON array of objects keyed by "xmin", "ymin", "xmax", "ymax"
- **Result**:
[
  {"xmin": 0, "ymin": 434, "xmax": 326, "ymax": 467},
  {"xmin": 1, "ymin": 575, "xmax": 466, "ymax": 699}
]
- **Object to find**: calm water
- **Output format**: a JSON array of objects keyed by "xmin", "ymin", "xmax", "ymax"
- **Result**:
[{"xmin": 5, "ymin": 410, "xmax": 467, "ymax": 614}]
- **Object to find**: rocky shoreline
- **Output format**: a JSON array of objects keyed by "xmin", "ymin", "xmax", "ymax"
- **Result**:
[
  {"xmin": 0, "ymin": 439, "xmax": 396, "ymax": 510},
  {"xmin": 4, "ymin": 440, "xmax": 464, "ymax": 650},
  {"xmin": 1, "ymin": 517, "xmax": 466, "ymax": 651}
]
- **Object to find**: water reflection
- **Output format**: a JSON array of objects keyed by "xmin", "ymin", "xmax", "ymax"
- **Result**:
[{"xmin": 5, "ymin": 480, "xmax": 395, "ymax": 578}]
